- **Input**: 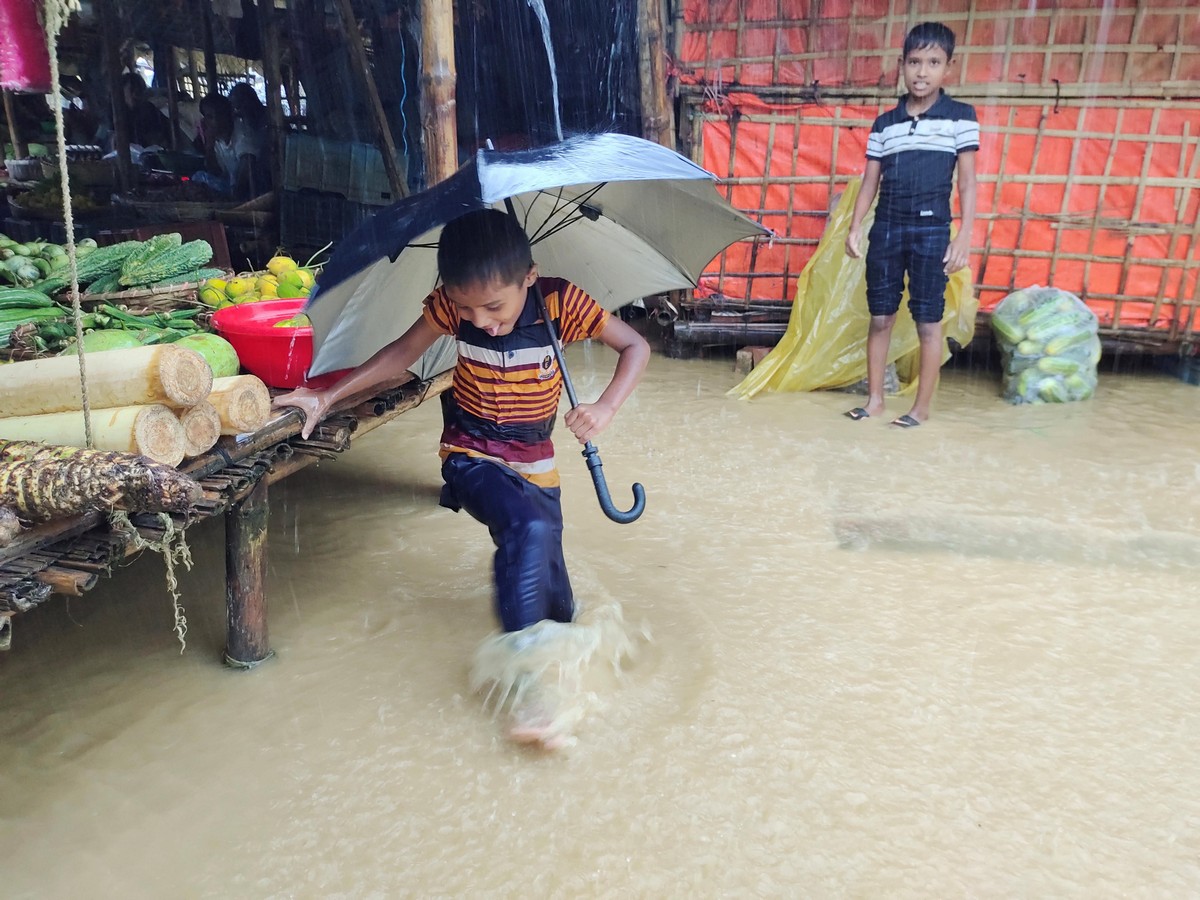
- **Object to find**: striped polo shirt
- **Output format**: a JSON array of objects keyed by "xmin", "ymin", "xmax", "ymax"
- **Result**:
[
  {"xmin": 422, "ymin": 277, "xmax": 610, "ymax": 488},
  {"xmin": 866, "ymin": 90, "xmax": 979, "ymax": 225}
]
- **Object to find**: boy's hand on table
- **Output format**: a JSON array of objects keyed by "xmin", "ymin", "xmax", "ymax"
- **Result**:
[
  {"xmin": 565, "ymin": 402, "xmax": 615, "ymax": 445},
  {"xmin": 845, "ymin": 226, "xmax": 864, "ymax": 259},
  {"xmin": 943, "ymin": 236, "xmax": 971, "ymax": 274},
  {"xmin": 273, "ymin": 388, "xmax": 332, "ymax": 440}
]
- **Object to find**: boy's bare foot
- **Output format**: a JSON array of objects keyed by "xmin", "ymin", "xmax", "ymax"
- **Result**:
[
  {"xmin": 506, "ymin": 679, "xmax": 570, "ymax": 750},
  {"xmin": 844, "ymin": 399, "xmax": 885, "ymax": 420}
]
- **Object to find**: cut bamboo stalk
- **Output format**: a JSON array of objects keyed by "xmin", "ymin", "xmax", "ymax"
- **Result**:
[
  {"xmin": 0, "ymin": 405, "xmax": 186, "ymax": 466},
  {"xmin": 178, "ymin": 402, "xmax": 221, "ymax": 457},
  {"xmin": 0, "ymin": 345, "xmax": 212, "ymax": 417},
  {"xmin": 208, "ymin": 375, "xmax": 271, "ymax": 435}
]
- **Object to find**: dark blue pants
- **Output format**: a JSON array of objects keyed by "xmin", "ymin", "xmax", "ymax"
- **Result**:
[{"xmin": 440, "ymin": 454, "xmax": 574, "ymax": 632}]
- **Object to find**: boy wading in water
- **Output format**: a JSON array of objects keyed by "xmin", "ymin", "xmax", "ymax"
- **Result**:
[
  {"xmin": 844, "ymin": 21, "xmax": 978, "ymax": 427},
  {"xmin": 275, "ymin": 209, "xmax": 650, "ymax": 749}
]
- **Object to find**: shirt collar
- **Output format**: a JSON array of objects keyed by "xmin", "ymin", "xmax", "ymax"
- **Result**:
[{"xmin": 894, "ymin": 88, "xmax": 952, "ymax": 119}]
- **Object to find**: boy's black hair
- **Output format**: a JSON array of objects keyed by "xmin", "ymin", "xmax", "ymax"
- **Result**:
[
  {"xmin": 437, "ymin": 208, "xmax": 534, "ymax": 289},
  {"xmin": 903, "ymin": 22, "xmax": 956, "ymax": 60}
]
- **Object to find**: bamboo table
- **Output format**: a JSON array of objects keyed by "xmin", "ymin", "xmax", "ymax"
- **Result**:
[{"xmin": 0, "ymin": 370, "xmax": 453, "ymax": 667}]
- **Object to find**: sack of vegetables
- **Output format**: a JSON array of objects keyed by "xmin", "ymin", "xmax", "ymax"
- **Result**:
[{"xmin": 990, "ymin": 286, "xmax": 1100, "ymax": 404}]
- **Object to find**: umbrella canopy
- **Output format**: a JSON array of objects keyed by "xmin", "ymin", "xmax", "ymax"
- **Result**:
[{"xmin": 305, "ymin": 132, "xmax": 769, "ymax": 376}]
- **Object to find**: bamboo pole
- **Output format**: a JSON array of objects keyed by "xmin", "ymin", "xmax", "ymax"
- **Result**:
[
  {"xmin": 167, "ymin": 51, "xmax": 180, "ymax": 150},
  {"xmin": 0, "ymin": 405, "xmax": 187, "ymax": 466},
  {"xmin": 638, "ymin": 0, "xmax": 675, "ymax": 149},
  {"xmin": 224, "ymin": 475, "xmax": 271, "ymax": 668},
  {"xmin": 178, "ymin": 401, "xmax": 221, "ymax": 457},
  {"xmin": 97, "ymin": 0, "xmax": 132, "ymax": 191},
  {"xmin": 208, "ymin": 375, "xmax": 271, "ymax": 435},
  {"xmin": 0, "ymin": 345, "xmax": 212, "ymax": 416},
  {"xmin": 419, "ymin": 0, "xmax": 457, "ymax": 184},
  {"xmin": 200, "ymin": 0, "xmax": 219, "ymax": 97},
  {"xmin": 334, "ymin": 0, "xmax": 407, "ymax": 198},
  {"xmin": 258, "ymin": 0, "xmax": 287, "ymax": 196},
  {"xmin": 2, "ymin": 91, "xmax": 26, "ymax": 160}
]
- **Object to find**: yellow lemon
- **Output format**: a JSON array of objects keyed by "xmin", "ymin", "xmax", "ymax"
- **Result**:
[
  {"xmin": 255, "ymin": 274, "xmax": 279, "ymax": 293},
  {"xmin": 225, "ymin": 277, "xmax": 255, "ymax": 298},
  {"xmin": 205, "ymin": 277, "xmax": 228, "ymax": 294},
  {"xmin": 198, "ymin": 285, "xmax": 226, "ymax": 307},
  {"xmin": 265, "ymin": 255, "xmax": 299, "ymax": 277},
  {"xmin": 233, "ymin": 291, "xmax": 261, "ymax": 305},
  {"xmin": 294, "ymin": 268, "xmax": 315, "ymax": 289}
]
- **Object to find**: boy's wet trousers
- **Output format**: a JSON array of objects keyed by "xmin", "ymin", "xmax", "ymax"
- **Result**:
[{"xmin": 440, "ymin": 454, "xmax": 575, "ymax": 632}]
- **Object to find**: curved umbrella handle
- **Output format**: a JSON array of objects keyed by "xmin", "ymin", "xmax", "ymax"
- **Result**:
[{"xmin": 582, "ymin": 443, "xmax": 645, "ymax": 524}]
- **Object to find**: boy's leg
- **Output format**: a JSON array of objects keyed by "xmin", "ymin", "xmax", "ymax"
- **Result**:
[
  {"xmin": 849, "ymin": 220, "xmax": 904, "ymax": 419},
  {"xmin": 441, "ymin": 454, "xmax": 572, "ymax": 632},
  {"xmin": 898, "ymin": 224, "xmax": 952, "ymax": 425}
]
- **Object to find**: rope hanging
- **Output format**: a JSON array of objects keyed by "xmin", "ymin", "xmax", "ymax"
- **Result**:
[{"xmin": 42, "ymin": 0, "xmax": 92, "ymax": 448}]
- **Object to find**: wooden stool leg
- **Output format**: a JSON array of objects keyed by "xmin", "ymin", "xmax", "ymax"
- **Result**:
[{"xmin": 224, "ymin": 477, "xmax": 273, "ymax": 668}]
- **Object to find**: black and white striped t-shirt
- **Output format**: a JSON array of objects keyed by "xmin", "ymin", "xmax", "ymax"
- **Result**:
[{"xmin": 866, "ymin": 90, "xmax": 979, "ymax": 225}]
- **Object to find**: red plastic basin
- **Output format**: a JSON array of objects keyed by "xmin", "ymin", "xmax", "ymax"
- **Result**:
[{"xmin": 211, "ymin": 299, "xmax": 350, "ymax": 390}]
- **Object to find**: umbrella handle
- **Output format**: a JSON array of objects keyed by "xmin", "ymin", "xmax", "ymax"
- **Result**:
[
  {"xmin": 582, "ymin": 442, "xmax": 646, "ymax": 524},
  {"xmin": 501, "ymin": 196, "xmax": 647, "ymax": 525}
]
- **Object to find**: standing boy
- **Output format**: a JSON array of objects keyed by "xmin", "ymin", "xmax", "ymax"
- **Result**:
[
  {"xmin": 844, "ymin": 21, "xmax": 978, "ymax": 427},
  {"xmin": 275, "ymin": 209, "xmax": 650, "ymax": 748}
]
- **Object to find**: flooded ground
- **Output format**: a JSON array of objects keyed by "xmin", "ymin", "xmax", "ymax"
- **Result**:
[{"xmin": 2, "ymin": 345, "xmax": 1198, "ymax": 897}]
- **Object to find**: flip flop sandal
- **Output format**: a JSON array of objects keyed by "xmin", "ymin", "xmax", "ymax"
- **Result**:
[
  {"xmin": 844, "ymin": 407, "xmax": 871, "ymax": 421},
  {"xmin": 890, "ymin": 414, "xmax": 922, "ymax": 428}
]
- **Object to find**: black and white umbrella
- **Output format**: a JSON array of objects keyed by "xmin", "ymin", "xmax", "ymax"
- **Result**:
[{"xmin": 305, "ymin": 132, "xmax": 768, "ymax": 521}]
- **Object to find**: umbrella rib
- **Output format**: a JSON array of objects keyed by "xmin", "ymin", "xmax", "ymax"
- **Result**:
[{"xmin": 525, "ymin": 183, "xmax": 607, "ymax": 244}]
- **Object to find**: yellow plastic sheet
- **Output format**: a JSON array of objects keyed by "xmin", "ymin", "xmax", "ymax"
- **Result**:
[{"xmin": 730, "ymin": 178, "xmax": 977, "ymax": 399}]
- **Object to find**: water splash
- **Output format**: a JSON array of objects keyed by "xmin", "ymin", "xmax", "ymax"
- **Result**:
[{"xmin": 526, "ymin": 0, "xmax": 564, "ymax": 140}]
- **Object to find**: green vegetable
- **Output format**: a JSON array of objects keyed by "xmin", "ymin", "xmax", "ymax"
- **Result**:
[
  {"xmin": 1037, "ymin": 377, "xmax": 1069, "ymax": 403},
  {"xmin": 1044, "ymin": 329, "xmax": 1094, "ymax": 356},
  {"xmin": 1036, "ymin": 356, "xmax": 1081, "ymax": 376},
  {"xmin": 33, "ymin": 240, "xmax": 142, "ymax": 295},
  {"xmin": 149, "ymin": 267, "xmax": 227, "ymax": 288},
  {"xmin": 57, "ymin": 329, "xmax": 147, "ymax": 355},
  {"xmin": 83, "ymin": 272, "xmax": 122, "ymax": 295},
  {"xmin": 173, "ymin": 333, "xmax": 240, "ymax": 377},
  {"xmin": 1017, "ymin": 295, "xmax": 1073, "ymax": 327},
  {"xmin": 117, "ymin": 233, "xmax": 182, "ymax": 279},
  {"xmin": 1015, "ymin": 339, "xmax": 1042, "ymax": 356},
  {"xmin": 0, "ymin": 288, "xmax": 56, "ymax": 310},
  {"xmin": 990, "ymin": 314, "xmax": 1024, "ymax": 345},
  {"xmin": 119, "ymin": 240, "xmax": 213, "ymax": 287}
]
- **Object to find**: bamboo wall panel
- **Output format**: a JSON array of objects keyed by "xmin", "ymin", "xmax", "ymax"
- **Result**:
[
  {"xmin": 691, "ymin": 94, "xmax": 1200, "ymax": 342},
  {"xmin": 679, "ymin": 0, "xmax": 1200, "ymax": 100}
]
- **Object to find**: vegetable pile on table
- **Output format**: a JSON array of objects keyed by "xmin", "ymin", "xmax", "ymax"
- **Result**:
[
  {"xmin": 990, "ymin": 286, "xmax": 1101, "ymax": 404},
  {"xmin": 0, "ymin": 231, "xmax": 228, "ymax": 358}
]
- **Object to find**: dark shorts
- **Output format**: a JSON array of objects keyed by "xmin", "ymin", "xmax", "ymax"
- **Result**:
[
  {"xmin": 440, "ymin": 454, "xmax": 574, "ymax": 633},
  {"xmin": 865, "ymin": 220, "xmax": 951, "ymax": 324}
]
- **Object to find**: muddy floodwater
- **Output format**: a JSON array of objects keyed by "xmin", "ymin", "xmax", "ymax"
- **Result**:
[{"xmin": 2, "ymin": 346, "xmax": 1198, "ymax": 897}]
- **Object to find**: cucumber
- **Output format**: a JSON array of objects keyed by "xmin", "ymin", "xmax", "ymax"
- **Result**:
[
  {"xmin": 1037, "ymin": 376, "xmax": 1069, "ymax": 402},
  {"xmin": 1036, "ymin": 355, "xmax": 1081, "ymax": 376},
  {"xmin": 1045, "ymin": 328, "xmax": 1094, "ymax": 356},
  {"xmin": 1016, "ymin": 339, "xmax": 1042, "ymax": 356},
  {"xmin": 0, "ymin": 288, "xmax": 56, "ymax": 310},
  {"xmin": 990, "ymin": 313, "xmax": 1024, "ymax": 345}
]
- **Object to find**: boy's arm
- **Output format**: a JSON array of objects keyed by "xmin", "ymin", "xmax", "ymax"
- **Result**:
[
  {"xmin": 563, "ymin": 316, "xmax": 650, "ymax": 445},
  {"xmin": 944, "ymin": 150, "xmax": 978, "ymax": 274},
  {"xmin": 845, "ymin": 159, "xmax": 882, "ymax": 259},
  {"xmin": 273, "ymin": 317, "xmax": 442, "ymax": 439}
]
